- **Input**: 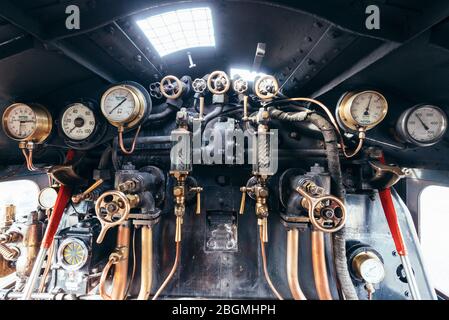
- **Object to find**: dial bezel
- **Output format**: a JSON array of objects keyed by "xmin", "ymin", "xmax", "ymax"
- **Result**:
[
  {"xmin": 1, "ymin": 103, "xmax": 52, "ymax": 143},
  {"xmin": 396, "ymin": 104, "xmax": 448, "ymax": 147},
  {"xmin": 337, "ymin": 91, "xmax": 388, "ymax": 132},
  {"xmin": 57, "ymin": 237, "xmax": 89, "ymax": 271},
  {"xmin": 100, "ymin": 84, "xmax": 147, "ymax": 128},
  {"xmin": 57, "ymin": 99, "xmax": 107, "ymax": 150}
]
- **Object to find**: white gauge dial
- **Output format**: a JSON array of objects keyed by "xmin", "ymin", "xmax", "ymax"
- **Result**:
[
  {"xmin": 101, "ymin": 87, "xmax": 137, "ymax": 123},
  {"xmin": 359, "ymin": 258, "xmax": 385, "ymax": 284},
  {"xmin": 38, "ymin": 187, "xmax": 58, "ymax": 209},
  {"xmin": 350, "ymin": 92, "xmax": 387, "ymax": 126},
  {"xmin": 4, "ymin": 104, "xmax": 37, "ymax": 139},
  {"xmin": 406, "ymin": 105, "xmax": 447, "ymax": 144},
  {"xmin": 61, "ymin": 103, "xmax": 96, "ymax": 140}
]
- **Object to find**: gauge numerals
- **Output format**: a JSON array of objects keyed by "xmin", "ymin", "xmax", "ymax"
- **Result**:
[
  {"xmin": 61, "ymin": 103, "xmax": 96, "ymax": 141},
  {"xmin": 337, "ymin": 91, "xmax": 388, "ymax": 132},
  {"xmin": 396, "ymin": 104, "xmax": 447, "ymax": 147},
  {"xmin": 100, "ymin": 83, "xmax": 149, "ymax": 128},
  {"xmin": 2, "ymin": 103, "xmax": 52, "ymax": 142}
]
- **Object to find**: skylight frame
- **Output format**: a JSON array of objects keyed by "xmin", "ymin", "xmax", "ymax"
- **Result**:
[{"xmin": 136, "ymin": 7, "xmax": 216, "ymax": 57}]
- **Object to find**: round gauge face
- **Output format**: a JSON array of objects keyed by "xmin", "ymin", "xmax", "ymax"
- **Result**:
[
  {"xmin": 61, "ymin": 103, "xmax": 96, "ymax": 140},
  {"xmin": 101, "ymin": 87, "xmax": 137, "ymax": 123},
  {"xmin": 350, "ymin": 92, "xmax": 387, "ymax": 126},
  {"xmin": 38, "ymin": 187, "xmax": 58, "ymax": 209},
  {"xmin": 359, "ymin": 258, "xmax": 385, "ymax": 284},
  {"xmin": 4, "ymin": 104, "xmax": 37, "ymax": 139},
  {"xmin": 405, "ymin": 105, "xmax": 447, "ymax": 144},
  {"xmin": 59, "ymin": 238, "xmax": 88, "ymax": 270}
]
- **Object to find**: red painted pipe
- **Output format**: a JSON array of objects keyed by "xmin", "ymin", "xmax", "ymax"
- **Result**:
[
  {"xmin": 41, "ymin": 150, "xmax": 75, "ymax": 249},
  {"xmin": 378, "ymin": 154, "xmax": 407, "ymax": 256}
]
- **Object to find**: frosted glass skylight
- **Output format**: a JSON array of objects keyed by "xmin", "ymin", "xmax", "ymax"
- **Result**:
[{"xmin": 136, "ymin": 7, "xmax": 215, "ymax": 57}]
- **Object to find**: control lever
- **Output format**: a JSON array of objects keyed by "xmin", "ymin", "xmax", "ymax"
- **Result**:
[
  {"xmin": 189, "ymin": 187, "xmax": 203, "ymax": 215},
  {"xmin": 72, "ymin": 179, "xmax": 104, "ymax": 204}
]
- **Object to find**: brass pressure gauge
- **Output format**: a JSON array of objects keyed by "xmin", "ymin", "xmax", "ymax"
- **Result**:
[
  {"xmin": 336, "ymin": 91, "xmax": 388, "ymax": 132},
  {"xmin": 2, "ymin": 103, "xmax": 52, "ymax": 143},
  {"xmin": 100, "ymin": 83, "xmax": 149, "ymax": 129}
]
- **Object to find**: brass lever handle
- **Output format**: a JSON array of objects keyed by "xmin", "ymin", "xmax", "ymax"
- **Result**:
[
  {"xmin": 72, "ymin": 179, "xmax": 104, "ymax": 204},
  {"xmin": 239, "ymin": 187, "xmax": 248, "ymax": 215},
  {"xmin": 189, "ymin": 187, "xmax": 203, "ymax": 215}
]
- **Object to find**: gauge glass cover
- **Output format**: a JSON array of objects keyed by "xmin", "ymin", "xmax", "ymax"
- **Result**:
[
  {"xmin": 38, "ymin": 187, "xmax": 58, "ymax": 209},
  {"xmin": 5, "ymin": 104, "xmax": 37, "ymax": 139},
  {"xmin": 406, "ymin": 105, "xmax": 447, "ymax": 143},
  {"xmin": 59, "ymin": 238, "xmax": 88, "ymax": 271},
  {"xmin": 62, "ymin": 103, "xmax": 96, "ymax": 140},
  {"xmin": 102, "ymin": 87, "xmax": 137, "ymax": 123},
  {"xmin": 359, "ymin": 258, "xmax": 385, "ymax": 284},
  {"xmin": 350, "ymin": 92, "xmax": 387, "ymax": 126}
]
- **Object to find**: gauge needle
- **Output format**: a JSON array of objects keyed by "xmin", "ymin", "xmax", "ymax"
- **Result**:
[
  {"xmin": 364, "ymin": 95, "xmax": 373, "ymax": 115},
  {"xmin": 416, "ymin": 114, "xmax": 429, "ymax": 131},
  {"xmin": 108, "ymin": 97, "xmax": 127, "ymax": 114},
  {"xmin": 69, "ymin": 126, "xmax": 78, "ymax": 133}
]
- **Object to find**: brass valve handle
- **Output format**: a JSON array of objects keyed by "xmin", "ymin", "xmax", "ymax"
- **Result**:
[
  {"xmin": 189, "ymin": 187, "xmax": 203, "ymax": 215},
  {"xmin": 296, "ymin": 187, "xmax": 346, "ymax": 233},
  {"xmin": 207, "ymin": 70, "xmax": 231, "ymax": 95},
  {"xmin": 254, "ymin": 75, "xmax": 279, "ymax": 100},
  {"xmin": 95, "ymin": 191, "xmax": 131, "ymax": 244},
  {"xmin": 160, "ymin": 75, "xmax": 183, "ymax": 99},
  {"xmin": 239, "ymin": 186, "xmax": 255, "ymax": 215},
  {"xmin": 233, "ymin": 78, "xmax": 249, "ymax": 94}
]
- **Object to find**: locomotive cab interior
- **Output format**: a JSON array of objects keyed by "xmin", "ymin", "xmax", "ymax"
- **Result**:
[{"xmin": 0, "ymin": 0, "xmax": 449, "ymax": 302}]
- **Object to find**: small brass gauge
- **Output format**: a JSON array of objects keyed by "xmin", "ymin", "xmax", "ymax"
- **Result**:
[
  {"xmin": 57, "ymin": 238, "xmax": 89, "ymax": 271},
  {"xmin": 336, "ymin": 91, "xmax": 388, "ymax": 132},
  {"xmin": 100, "ymin": 82, "xmax": 151, "ymax": 154},
  {"xmin": 100, "ymin": 82, "xmax": 150, "ymax": 129},
  {"xmin": 38, "ymin": 187, "xmax": 58, "ymax": 209},
  {"xmin": 396, "ymin": 104, "xmax": 447, "ymax": 147},
  {"xmin": 2, "ymin": 103, "xmax": 52, "ymax": 143}
]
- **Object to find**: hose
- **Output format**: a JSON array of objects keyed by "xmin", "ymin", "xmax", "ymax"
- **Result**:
[
  {"xmin": 203, "ymin": 105, "xmax": 224, "ymax": 124},
  {"xmin": 269, "ymin": 108, "xmax": 359, "ymax": 300},
  {"xmin": 147, "ymin": 104, "xmax": 176, "ymax": 122}
]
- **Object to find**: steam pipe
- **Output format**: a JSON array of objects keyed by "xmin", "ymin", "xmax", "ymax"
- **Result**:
[
  {"xmin": 286, "ymin": 229, "xmax": 307, "ymax": 300},
  {"xmin": 269, "ymin": 107, "xmax": 358, "ymax": 300},
  {"xmin": 137, "ymin": 226, "xmax": 153, "ymax": 300},
  {"xmin": 311, "ymin": 230, "xmax": 332, "ymax": 300},
  {"xmin": 99, "ymin": 223, "xmax": 131, "ymax": 300}
]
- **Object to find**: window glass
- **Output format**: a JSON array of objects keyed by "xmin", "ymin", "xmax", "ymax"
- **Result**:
[
  {"xmin": 0, "ymin": 180, "xmax": 39, "ymax": 222},
  {"xmin": 420, "ymin": 185, "xmax": 449, "ymax": 296}
]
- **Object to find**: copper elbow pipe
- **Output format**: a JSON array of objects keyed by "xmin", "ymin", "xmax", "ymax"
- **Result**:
[
  {"xmin": 99, "ymin": 224, "xmax": 130, "ymax": 300},
  {"xmin": 137, "ymin": 226, "xmax": 153, "ymax": 300},
  {"xmin": 286, "ymin": 229, "xmax": 307, "ymax": 300},
  {"xmin": 311, "ymin": 230, "xmax": 332, "ymax": 300}
]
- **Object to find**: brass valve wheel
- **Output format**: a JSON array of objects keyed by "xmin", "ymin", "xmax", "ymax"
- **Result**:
[
  {"xmin": 296, "ymin": 188, "xmax": 346, "ymax": 233},
  {"xmin": 192, "ymin": 78, "xmax": 207, "ymax": 94},
  {"xmin": 233, "ymin": 78, "xmax": 249, "ymax": 94},
  {"xmin": 254, "ymin": 75, "xmax": 279, "ymax": 100},
  {"xmin": 207, "ymin": 71, "xmax": 231, "ymax": 95},
  {"xmin": 95, "ymin": 190, "xmax": 131, "ymax": 243},
  {"xmin": 160, "ymin": 75, "xmax": 183, "ymax": 99}
]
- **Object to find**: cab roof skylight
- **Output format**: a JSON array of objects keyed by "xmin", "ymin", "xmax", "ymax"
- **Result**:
[{"xmin": 136, "ymin": 7, "xmax": 215, "ymax": 57}]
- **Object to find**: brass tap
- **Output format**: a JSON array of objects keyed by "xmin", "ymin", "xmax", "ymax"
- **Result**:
[
  {"xmin": 72, "ymin": 179, "xmax": 104, "ymax": 204},
  {"xmin": 189, "ymin": 187, "xmax": 203, "ymax": 215}
]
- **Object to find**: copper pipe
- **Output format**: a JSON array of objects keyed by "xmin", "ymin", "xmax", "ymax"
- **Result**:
[
  {"xmin": 286, "ymin": 229, "xmax": 307, "ymax": 300},
  {"xmin": 38, "ymin": 243, "xmax": 55, "ymax": 293},
  {"xmin": 99, "ymin": 224, "xmax": 130, "ymax": 300},
  {"xmin": 118, "ymin": 125, "xmax": 141, "ymax": 154},
  {"xmin": 152, "ymin": 241, "xmax": 181, "ymax": 300},
  {"xmin": 311, "ymin": 230, "xmax": 332, "ymax": 300},
  {"xmin": 137, "ymin": 226, "xmax": 153, "ymax": 300},
  {"xmin": 259, "ymin": 225, "xmax": 283, "ymax": 300}
]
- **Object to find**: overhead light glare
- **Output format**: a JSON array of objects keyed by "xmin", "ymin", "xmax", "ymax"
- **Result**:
[
  {"xmin": 136, "ymin": 7, "xmax": 215, "ymax": 57},
  {"xmin": 230, "ymin": 68, "xmax": 266, "ymax": 82}
]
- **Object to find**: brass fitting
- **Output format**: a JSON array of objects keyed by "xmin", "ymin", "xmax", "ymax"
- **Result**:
[{"xmin": 0, "ymin": 243, "xmax": 20, "ymax": 261}]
